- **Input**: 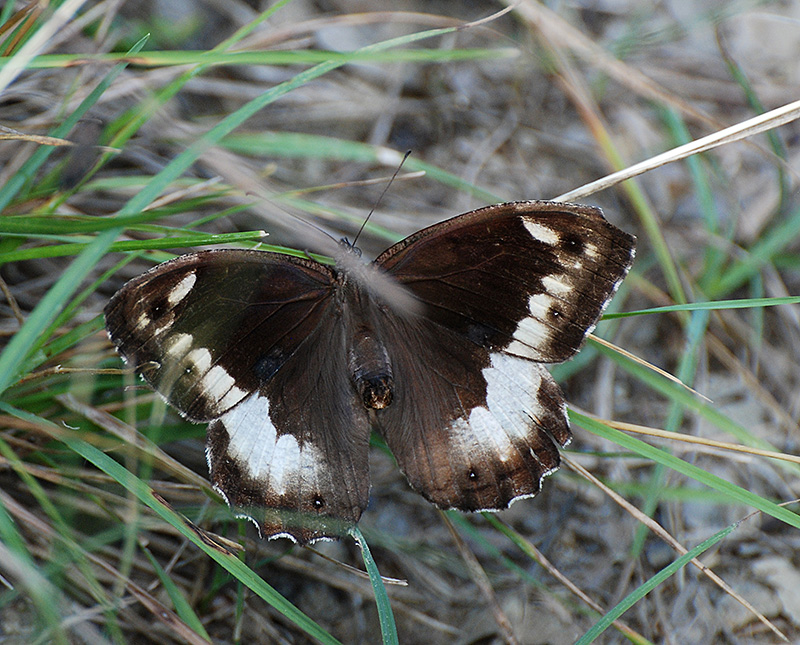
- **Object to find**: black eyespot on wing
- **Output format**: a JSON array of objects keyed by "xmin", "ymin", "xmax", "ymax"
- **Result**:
[
  {"xmin": 254, "ymin": 350, "xmax": 285, "ymax": 384},
  {"xmin": 466, "ymin": 322, "xmax": 497, "ymax": 348},
  {"xmin": 562, "ymin": 232, "xmax": 584, "ymax": 255}
]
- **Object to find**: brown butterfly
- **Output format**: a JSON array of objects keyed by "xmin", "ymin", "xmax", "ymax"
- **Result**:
[{"xmin": 105, "ymin": 201, "xmax": 635, "ymax": 544}]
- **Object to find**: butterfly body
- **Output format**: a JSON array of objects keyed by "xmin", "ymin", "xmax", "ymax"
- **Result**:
[{"xmin": 105, "ymin": 201, "xmax": 635, "ymax": 543}]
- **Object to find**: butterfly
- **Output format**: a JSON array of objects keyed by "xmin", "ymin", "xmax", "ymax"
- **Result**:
[{"xmin": 104, "ymin": 200, "xmax": 635, "ymax": 544}]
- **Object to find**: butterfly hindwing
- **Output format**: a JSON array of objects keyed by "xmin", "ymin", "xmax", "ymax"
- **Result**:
[
  {"xmin": 105, "ymin": 249, "xmax": 372, "ymax": 542},
  {"xmin": 371, "ymin": 313, "xmax": 570, "ymax": 511},
  {"xmin": 206, "ymin": 317, "xmax": 372, "ymax": 543}
]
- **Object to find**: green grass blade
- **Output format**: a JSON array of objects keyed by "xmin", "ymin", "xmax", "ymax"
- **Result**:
[
  {"xmin": 350, "ymin": 526, "xmax": 398, "ymax": 645},
  {"xmin": 10, "ymin": 47, "xmax": 517, "ymax": 69},
  {"xmin": 0, "ymin": 211, "xmax": 197, "ymax": 235},
  {"xmin": 603, "ymin": 295, "xmax": 800, "ymax": 319},
  {"xmin": 0, "ymin": 230, "xmax": 265, "ymax": 265},
  {"xmin": 573, "ymin": 412, "xmax": 800, "ymax": 531},
  {"xmin": 0, "ymin": 35, "xmax": 149, "ymax": 212},
  {"xmin": 142, "ymin": 548, "xmax": 212, "ymax": 642},
  {"xmin": 575, "ymin": 523, "xmax": 736, "ymax": 644}
]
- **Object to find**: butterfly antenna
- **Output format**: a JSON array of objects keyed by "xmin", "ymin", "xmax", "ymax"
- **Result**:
[{"xmin": 351, "ymin": 150, "xmax": 411, "ymax": 248}]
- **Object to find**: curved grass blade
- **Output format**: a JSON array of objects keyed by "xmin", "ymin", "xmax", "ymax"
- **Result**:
[
  {"xmin": 573, "ymin": 412, "xmax": 800, "ymax": 531},
  {"xmin": 575, "ymin": 523, "xmax": 736, "ymax": 644},
  {"xmin": 350, "ymin": 526, "xmax": 398, "ymax": 645}
]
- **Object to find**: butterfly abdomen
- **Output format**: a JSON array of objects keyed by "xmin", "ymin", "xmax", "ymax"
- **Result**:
[{"xmin": 347, "ymin": 326, "xmax": 394, "ymax": 409}]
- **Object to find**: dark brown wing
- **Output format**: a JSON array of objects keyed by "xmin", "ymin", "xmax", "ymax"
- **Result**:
[
  {"xmin": 206, "ymin": 315, "xmax": 372, "ymax": 544},
  {"xmin": 105, "ymin": 249, "xmax": 371, "ymax": 543},
  {"xmin": 372, "ymin": 201, "xmax": 635, "ymax": 511},
  {"xmin": 371, "ymin": 314, "xmax": 570, "ymax": 511},
  {"xmin": 376, "ymin": 201, "xmax": 635, "ymax": 363}
]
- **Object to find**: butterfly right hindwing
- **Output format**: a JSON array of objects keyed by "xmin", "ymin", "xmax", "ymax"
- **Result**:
[{"xmin": 205, "ymin": 314, "xmax": 373, "ymax": 543}]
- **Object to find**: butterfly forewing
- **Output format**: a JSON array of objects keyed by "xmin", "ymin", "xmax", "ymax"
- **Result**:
[
  {"xmin": 376, "ymin": 201, "xmax": 635, "ymax": 363},
  {"xmin": 105, "ymin": 250, "xmax": 339, "ymax": 420}
]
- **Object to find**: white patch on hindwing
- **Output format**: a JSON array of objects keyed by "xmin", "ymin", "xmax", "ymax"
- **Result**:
[
  {"xmin": 215, "ymin": 394, "xmax": 321, "ymax": 495},
  {"xmin": 447, "ymin": 353, "xmax": 564, "ymax": 508}
]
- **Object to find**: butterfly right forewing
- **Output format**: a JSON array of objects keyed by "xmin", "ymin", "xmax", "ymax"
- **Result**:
[{"xmin": 376, "ymin": 201, "xmax": 635, "ymax": 363}]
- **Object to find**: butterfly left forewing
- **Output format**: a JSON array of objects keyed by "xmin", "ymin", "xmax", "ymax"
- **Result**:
[
  {"xmin": 105, "ymin": 249, "xmax": 336, "ymax": 420},
  {"xmin": 105, "ymin": 249, "xmax": 371, "ymax": 543}
]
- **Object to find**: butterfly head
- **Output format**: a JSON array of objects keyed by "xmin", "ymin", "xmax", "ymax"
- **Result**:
[
  {"xmin": 333, "ymin": 241, "xmax": 424, "ymax": 318},
  {"xmin": 338, "ymin": 237, "xmax": 363, "ymax": 258}
]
